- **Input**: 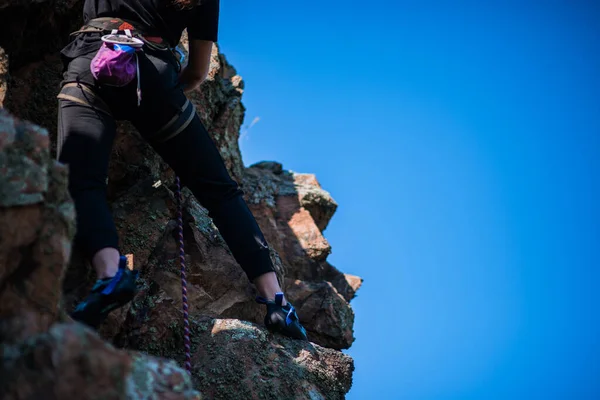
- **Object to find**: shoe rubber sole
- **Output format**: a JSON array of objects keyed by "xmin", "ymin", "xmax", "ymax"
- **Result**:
[{"xmin": 71, "ymin": 283, "xmax": 136, "ymax": 329}]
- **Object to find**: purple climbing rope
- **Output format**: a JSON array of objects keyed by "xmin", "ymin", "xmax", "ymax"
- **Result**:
[{"xmin": 175, "ymin": 176, "xmax": 192, "ymax": 374}]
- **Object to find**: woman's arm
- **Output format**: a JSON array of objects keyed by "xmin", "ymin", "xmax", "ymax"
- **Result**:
[{"xmin": 179, "ymin": 39, "xmax": 213, "ymax": 93}]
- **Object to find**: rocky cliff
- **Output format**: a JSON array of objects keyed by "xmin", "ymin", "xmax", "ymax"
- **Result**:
[{"xmin": 0, "ymin": 1, "xmax": 362, "ymax": 399}]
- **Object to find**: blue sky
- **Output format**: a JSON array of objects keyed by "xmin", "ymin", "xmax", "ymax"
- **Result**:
[{"xmin": 218, "ymin": 1, "xmax": 599, "ymax": 398}]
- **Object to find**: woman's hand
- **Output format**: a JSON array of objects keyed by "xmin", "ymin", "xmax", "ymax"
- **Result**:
[
  {"xmin": 179, "ymin": 66, "xmax": 204, "ymax": 93},
  {"xmin": 177, "ymin": 39, "xmax": 213, "ymax": 93}
]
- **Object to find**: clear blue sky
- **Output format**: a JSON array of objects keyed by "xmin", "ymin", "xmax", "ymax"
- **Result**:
[{"xmin": 217, "ymin": 1, "xmax": 599, "ymax": 399}]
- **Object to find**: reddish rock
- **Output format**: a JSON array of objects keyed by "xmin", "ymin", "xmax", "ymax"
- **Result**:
[
  {"xmin": 276, "ymin": 195, "xmax": 332, "ymax": 262},
  {"xmin": 0, "ymin": 109, "xmax": 74, "ymax": 334},
  {"xmin": 3, "ymin": 53, "xmax": 64, "ymax": 156},
  {"xmin": 1, "ymin": 322, "xmax": 202, "ymax": 400},
  {"xmin": 107, "ymin": 122, "xmax": 176, "ymax": 201},
  {"xmin": 62, "ymin": 178, "xmax": 179, "ymax": 338},
  {"xmin": 116, "ymin": 288, "xmax": 354, "ymax": 400},
  {"xmin": 284, "ymin": 279, "xmax": 355, "ymax": 350},
  {"xmin": 0, "ymin": 110, "xmax": 201, "ymax": 400},
  {"xmin": 248, "ymin": 162, "xmax": 339, "ymax": 233},
  {"xmin": 110, "ymin": 192, "xmax": 356, "ymax": 350},
  {"xmin": 293, "ymin": 173, "xmax": 321, "ymax": 188},
  {"xmin": 292, "ymin": 173, "xmax": 338, "ymax": 232},
  {"xmin": 244, "ymin": 168, "xmax": 330, "ymax": 279},
  {"xmin": 324, "ymin": 262, "xmax": 364, "ymax": 303},
  {"xmin": 243, "ymin": 167, "xmax": 358, "ymax": 297},
  {"xmin": 111, "ymin": 179, "xmax": 176, "ymax": 269},
  {"xmin": 0, "ymin": 47, "xmax": 7, "ymax": 107},
  {"xmin": 250, "ymin": 161, "xmax": 284, "ymax": 175},
  {"xmin": 114, "ymin": 195, "xmax": 281, "ymax": 332}
]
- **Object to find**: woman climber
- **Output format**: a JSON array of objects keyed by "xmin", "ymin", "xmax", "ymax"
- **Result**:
[{"xmin": 57, "ymin": 0, "xmax": 307, "ymax": 340}]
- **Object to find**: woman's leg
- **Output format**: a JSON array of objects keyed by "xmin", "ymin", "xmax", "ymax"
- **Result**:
[
  {"xmin": 58, "ymin": 95, "xmax": 139, "ymax": 328},
  {"xmin": 58, "ymin": 99, "xmax": 121, "ymax": 278},
  {"xmin": 132, "ymin": 52, "xmax": 306, "ymax": 339},
  {"xmin": 135, "ymin": 106, "xmax": 281, "ymax": 292},
  {"xmin": 129, "ymin": 52, "xmax": 279, "ymax": 294}
]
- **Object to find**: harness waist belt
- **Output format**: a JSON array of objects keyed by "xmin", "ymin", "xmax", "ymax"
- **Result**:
[{"xmin": 71, "ymin": 17, "xmax": 170, "ymax": 49}]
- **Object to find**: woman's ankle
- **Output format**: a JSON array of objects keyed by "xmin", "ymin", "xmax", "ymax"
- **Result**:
[
  {"xmin": 253, "ymin": 272, "xmax": 287, "ymax": 306},
  {"xmin": 92, "ymin": 247, "xmax": 120, "ymax": 279}
]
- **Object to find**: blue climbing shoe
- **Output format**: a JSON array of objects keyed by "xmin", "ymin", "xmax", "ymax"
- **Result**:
[
  {"xmin": 71, "ymin": 255, "xmax": 139, "ymax": 329},
  {"xmin": 256, "ymin": 292, "xmax": 308, "ymax": 340}
]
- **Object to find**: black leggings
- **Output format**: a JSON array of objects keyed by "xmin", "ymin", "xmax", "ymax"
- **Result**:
[{"xmin": 57, "ymin": 47, "xmax": 274, "ymax": 281}]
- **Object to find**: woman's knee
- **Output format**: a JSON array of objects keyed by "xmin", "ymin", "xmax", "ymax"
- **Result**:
[{"xmin": 194, "ymin": 178, "xmax": 244, "ymax": 211}]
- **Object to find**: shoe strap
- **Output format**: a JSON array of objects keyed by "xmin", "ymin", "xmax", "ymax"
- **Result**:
[
  {"xmin": 255, "ymin": 293, "xmax": 299, "ymax": 326},
  {"xmin": 255, "ymin": 296, "xmax": 270, "ymax": 304},
  {"xmin": 101, "ymin": 268, "xmax": 124, "ymax": 295},
  {"xmin": 255, "ymin": 292, "xmax": 286, "ymax": 306},
  {"xmin": 285, "ymin": 305, "xmax": 298, "ymax": 326},
  {"xmin": 275, "ymin": 292, "xmax": 284, "ymax": 306},
  {"xmin": 92, "ymin": 277, "xmax": 111, "ymax": 291}
]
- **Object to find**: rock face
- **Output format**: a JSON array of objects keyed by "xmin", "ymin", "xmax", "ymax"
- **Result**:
[
  {"xmin": 0, "ymin": 47, "xmax": 7, "ymax": 107},
  {"xmin": 1, "ymin": 322, "xmax": 202, "ymax": 400},
  {"xmin": 0, "ymin": 109, "xmax": 201, "ymax": 400},
  {"xmin": 0, "ymin": 0, "xmax": 83, "ymax": 71},
  {"xmin": 115, "ymin": 290, "xmax": 354, "ymax": 400},
  {"xmin": 0, "ymin": 3, "xmax": 362, "ymax": 398}
]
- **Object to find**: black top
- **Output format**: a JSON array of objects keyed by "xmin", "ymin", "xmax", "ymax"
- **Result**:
[{"xmin": 62, "ymin": 0, "xmax": 219, "ymax": 59}]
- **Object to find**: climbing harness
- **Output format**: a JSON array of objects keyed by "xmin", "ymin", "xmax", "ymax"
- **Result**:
[
  {"xmin": 57, "ymin": 17, "xmax": 194, "ymax": 144},
  {"xmin": 63, "ymin": 17, "xmax": 184, "ymax": 107}
]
